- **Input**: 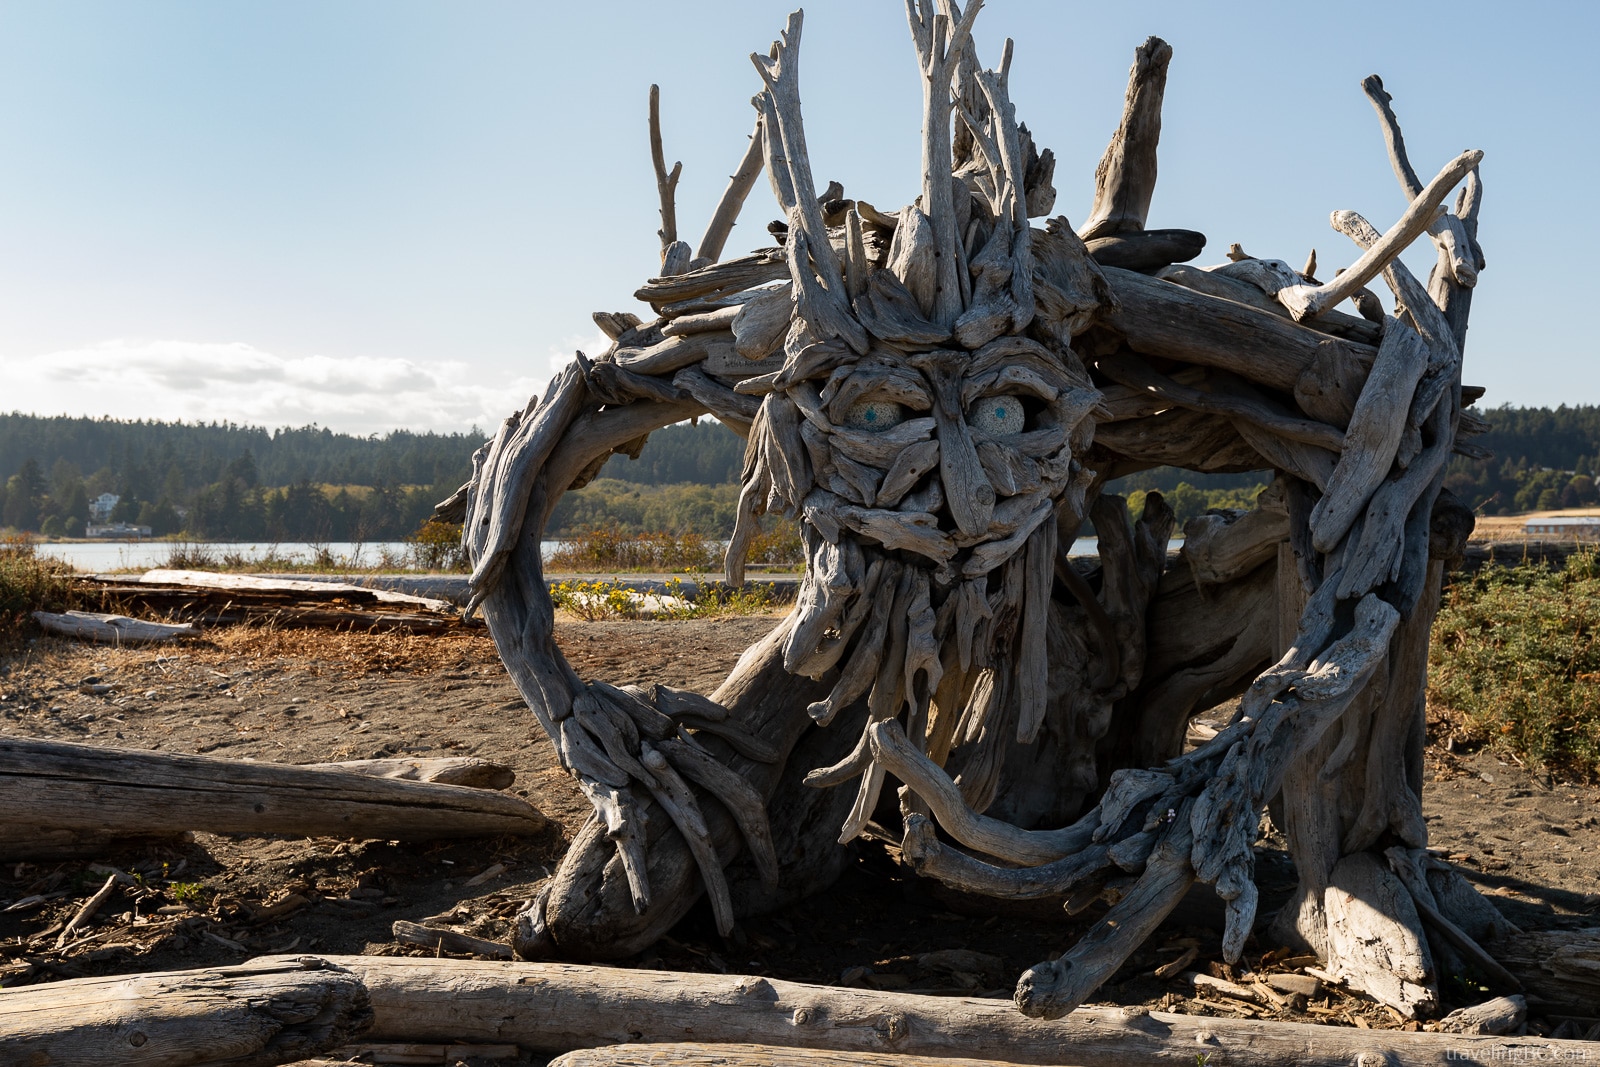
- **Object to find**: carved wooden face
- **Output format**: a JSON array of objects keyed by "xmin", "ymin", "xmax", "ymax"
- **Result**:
[{"xmin": 732, "ymin": 307, "xmax": 1101, "ymax": 756}]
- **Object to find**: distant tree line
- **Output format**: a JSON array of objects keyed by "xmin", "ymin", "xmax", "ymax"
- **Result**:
[
  {"xmin": 4, "ymin": 403, "xmax": 1597, "ymax": 541},
  {"xmin": 0, "ymin": 414, "xmax": 477, "ymax": 541}
]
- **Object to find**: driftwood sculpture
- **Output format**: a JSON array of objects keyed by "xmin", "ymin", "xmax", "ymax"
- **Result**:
[{"xmin": 446, "ymin": 3, "xmax": 1492, "ymax": 1020}]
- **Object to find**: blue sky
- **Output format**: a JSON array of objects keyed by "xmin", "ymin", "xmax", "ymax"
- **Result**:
[{"xmin": 0, "ymin": 0, "xmax": 1593, "ymax": 434}]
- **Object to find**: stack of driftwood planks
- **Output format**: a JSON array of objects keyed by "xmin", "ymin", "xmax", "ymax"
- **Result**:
[{"xmin": 41, "ymin": 569, "xmax": 466, "ymax": 640}]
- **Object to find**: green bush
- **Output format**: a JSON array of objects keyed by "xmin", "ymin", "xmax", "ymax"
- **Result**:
[
  {"xmin": 546, "ymin": 526, "xmax": 723, "ymax": 573},
  {"xmin": 0, "ymin": 535, "xmax": 81, "ymax": 637},
  {"xmin": 1430, "ymin": 551, "xmax": 1600, "ymax": 780}
]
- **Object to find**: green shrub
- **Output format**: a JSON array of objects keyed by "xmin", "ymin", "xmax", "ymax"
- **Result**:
[
  {"xmin": 409, "ymin": 519, "xmax": 468, "ymax": 572},
  {"xmin": 546, "ymin": 526, "xmax": 723, "ymax": 573},
  {"xmin": 548, "ymin": 576, "xmax": 783, "ymax": 621},
  {"xmin": 1430, "ymin": 551, "xmax": 1600, "ymax": 780},
  {"xmin": 0, "ymin": 534, "xmax": 81, "ymax": 637}
]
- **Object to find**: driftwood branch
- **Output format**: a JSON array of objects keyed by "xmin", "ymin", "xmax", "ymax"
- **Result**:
[
  {"xmin": 1080, "ymin": 36, "xmax": 1173, "ymax": 240},
  {"xmin": 648, "ymin": 84, "xmax": 682, "ymax": 261},
  {"xmin": 253, "ymin": 955, "xmax": 1600, "ymax": 1067},
  {"xmin": 1360, "ymin": 75, "xmax": 1480, "ymax": 288},
  {"xmin": 1276, "ymin": 149, "xmax": 1482, "ymax": 321},
  {"xmin": 696, "ymin": 118, "xmax": 767, "ymax": 263}
]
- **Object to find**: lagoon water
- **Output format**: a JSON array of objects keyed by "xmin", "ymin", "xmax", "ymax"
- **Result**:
[
  {"xmin": 35, "ymin": 541, "xmax": 417, "ymax": 572},
  {"xmin": 35, "ymin": 535, "xmax": 1166, "ymax": 573}
]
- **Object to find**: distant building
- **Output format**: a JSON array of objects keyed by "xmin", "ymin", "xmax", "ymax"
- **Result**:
[
  {"xmin": 1522, "ymin": 516, "xmax": 1600, "ymax": 540},
  {"xmin": 89, "ymin": 493, "xmax": 120, "ymax": 523},
  {"xmin": 85, "ymin": 521, "xmax": 152, "ymax": 539}
]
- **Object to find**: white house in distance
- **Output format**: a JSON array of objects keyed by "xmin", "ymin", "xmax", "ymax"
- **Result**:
[
  {"xmin": 88, "ymin": 492, "xmax": 119, "ymax": 523},
  {"xmin": 84, "ymin": 521, "xmax": 152, "ymax": 538},
  {"xmin": 1522, "ymin": 516, "xmax": 1600, "ymax": 540}
]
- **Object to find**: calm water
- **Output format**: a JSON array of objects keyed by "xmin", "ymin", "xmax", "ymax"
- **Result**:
[
  {"xmin": 36, "ymin": 541, "xmax": 417, "ymax": 573},
  {"xmin": 37, "ymin": 534, "xmax": 1177, "ymax": 573}
]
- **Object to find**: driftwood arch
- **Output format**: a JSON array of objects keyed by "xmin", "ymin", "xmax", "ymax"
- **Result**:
[{"xmin": 444, "ymin": 3, "xmax": 1497, "ymax": 1021}]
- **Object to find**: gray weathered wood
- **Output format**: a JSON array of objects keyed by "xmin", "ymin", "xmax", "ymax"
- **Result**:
[
  {"xmin": 254, "ymin": 954, "xmax": 1600, "ymax": 1067},
  {"xmin": 1100, "ymin": 266, "xmax": 1376, "ymax": 393},
  {"xmin": 1438, "ymin": 996, "xmax": 1527, "ymax": 1036},
  {"xmin": 0, "ymin": 958, "xmax": 371, "ymax": 1067},
  {"xmin": 0, "ymin": 736, "xmax": 547, "ymax": 856},
  {"xmin": 696, "ymin": 118, "xmax": 767, "ymax": 263},
  {"xmin": 300, "ymin": 758, "xmax": 512, "ymax": 793},
  {"xmin": 1308, "ymin": 316, "xmax": 1429, "ymax": 552},
  {"xmin": 33, "ymin": 610, "xmax": 198, "ymax": 644},
  {"xmin": 552, "ymin": 1046, "xmax": 1051, "ymax": 1067},
  {"xmin": 1080, "ymin": 37, "xmax": 1172, "ymax": 240}
]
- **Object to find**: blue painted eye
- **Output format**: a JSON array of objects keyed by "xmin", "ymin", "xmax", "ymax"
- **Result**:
[
  {"xmin": 968, "ymin": 395, "xmax": 1026, "ymax": 435},
  {"xmin": 844, "ymin": 399, "xmax": 906, "ymax": 432}
]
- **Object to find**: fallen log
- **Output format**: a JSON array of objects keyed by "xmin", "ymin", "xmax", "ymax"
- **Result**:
[
  {"xmin": 253, "ymin": 955, "xmax": 1600, "ymax": 1067},
  {"xmin": 551, "ymin": 1045, "xmax": 1047, "ymax": 1067},
  {"xmin": 1486, "ymin": 927, "xmax": 1600, "ymax": 1016},
  {"xmin": 0, "ymin": 957, "xmax": 371, "ymax": 1067},
  {"xmin": 137, "ymin": 569, "xmax": 454, "ymax": 612},
  {"xmin": 0, "ymin": 737, "xmax": 548, "ymax": 859},
  {"xmin": 80, "ymin": 574, "xmax": 462, "ymax": 634},
  {"xmin": 1100, "ymin": 265, "xmax": 1376, "ymax": 394},
  {"xmin": 331, "ymin": 1042, "xmax": 521, "ymax": 1065},
  {"xmin": 1438, "ymin": 995, "xmax": 1527, "ymax": 1036},
  {"xmin": 32, "ymin": 610, "xmax": 198, "ymax": 644},
  {"xmin": 303, "ymin": 757, "xmax": 515, "ymax": 790}
]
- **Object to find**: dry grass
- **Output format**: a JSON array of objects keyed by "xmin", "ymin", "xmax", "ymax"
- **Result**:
[{"xmin": 195, "ymin": 623, "xmax": 501, "ymax": 676}]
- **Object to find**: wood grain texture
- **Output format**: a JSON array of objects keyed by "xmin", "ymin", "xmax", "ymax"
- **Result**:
[
  {"xmin": 251, "ymin": 954, "xmax": 1600, "ymax": 1067},
  {"xmin": 0, "ymin": 958, "xmax": 370, "ymax": 1067},
  {"xmin": 0, "ymin": 736, "xmax": 547, "ymax": 855}
]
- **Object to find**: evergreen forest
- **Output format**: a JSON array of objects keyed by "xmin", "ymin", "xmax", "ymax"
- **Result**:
[{"xmin": 1, "ymin": 404, "xmax": 1595, "ymax": 541}]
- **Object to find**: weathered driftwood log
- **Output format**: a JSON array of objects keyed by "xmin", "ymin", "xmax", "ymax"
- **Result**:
[
  {"xmin": 0, "ymin": 737, "xmax": 547, "ymax": 858},
  {"xmin": 1080, "ymin": 36, "xmax": 1172, "ymax": 240},
  {"xmin": 0, "ymin": 957, "xmax": 371, "ymax": 1067},
  {"xmin": 252, "ymin": 956, "xmax": 1600, "ymax": 1067},
  {"xmin": 32, "ymin": 610, "xmax": 198, "ymax": 644},
  {"xmin": 137, "ymin": 569, "xmax": 453, "ymax": 611},
  {"xmin": 1099, "ymin": 266, "xmax": 1376, "ymax": 395},
  {"xmin": 552, "ymin": 1046, "xmax": 1064, "ymax": 1067},
  {"xmin": 1485, "ymin": 927, "xmax": 1600, "ymax": 1016},
  {"xmin": 303, "ymin": 757, "xmax": 515, "ymax": 790},
  {"xmin": 329, "ymin": 1043, "xmax": 522, "ymax": 1065},
  {"xmin": 1437, "ymin": 996, "xmax": 1527, "ymax": 1036},
  {"xmin": 391, "ymin": 920, "xmax": 514, "ymax": 960}
]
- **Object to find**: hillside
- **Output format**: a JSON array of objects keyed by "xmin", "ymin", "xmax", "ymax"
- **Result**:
[{"xmin": 3, "ymin": 403, "xmax": 1597, "ymax": 540}]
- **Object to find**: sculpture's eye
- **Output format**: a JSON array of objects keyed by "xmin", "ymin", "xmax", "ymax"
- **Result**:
[
  {"xmin": 967, "ymin": 394, "xmax": 1028, "ymax": 436},
  {"xmin": 843, "ymin": 398, "xmax": 907, "ymax": 432}
]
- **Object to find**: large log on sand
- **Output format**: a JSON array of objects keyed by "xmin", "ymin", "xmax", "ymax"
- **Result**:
[
  {"xmin": 252, "ymin": 955, "xmax": 1600, "ymax": 1067},
  {"xmin": 0, "ymin": 737, "xmax": 548, "ymax": 858},
  {"xmin": 0, "ymin": 958, "xmax": 371, "ymax": 1067},
  {"xmin": 552, "ymin": 1046, "xmax": 1052, "ymax": 1067}
]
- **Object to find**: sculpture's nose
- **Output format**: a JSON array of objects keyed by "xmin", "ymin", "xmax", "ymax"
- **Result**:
[
  {"xmin": 910, "ymin": 350, "xmax": 995, "ymax": 539},
  {"xmin": 936, "ymin": 415, "xmax": 995, "ymax": 538}
]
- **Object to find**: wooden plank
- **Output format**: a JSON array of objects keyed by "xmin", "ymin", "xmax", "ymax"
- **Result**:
[
  {"xmin": 0, "ymin": 736, "xmax": 548, "ymax": 858},
  {"xmin": 252, "ymin": 955, "xmax": 1600, "ymax": 1067},
  {"xmin": 0, "ymin": 958, "xmax": 370, "ymax": 1067}
]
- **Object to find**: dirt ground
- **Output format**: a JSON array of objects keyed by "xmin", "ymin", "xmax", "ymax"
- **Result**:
[{"xmin": 1, "ymin": 613, "xmax": 1597, "ymax": 1062}]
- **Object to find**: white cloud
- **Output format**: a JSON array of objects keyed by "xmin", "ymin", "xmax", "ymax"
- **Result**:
[{"xmin": 0, "ymin": 338, "xmax": 605, "ymax": 436}]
